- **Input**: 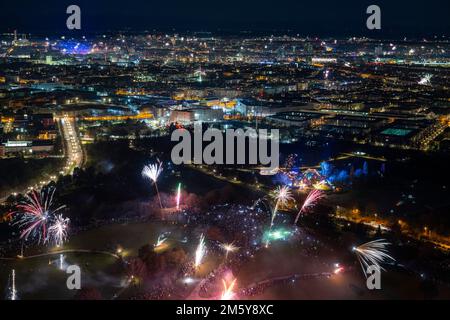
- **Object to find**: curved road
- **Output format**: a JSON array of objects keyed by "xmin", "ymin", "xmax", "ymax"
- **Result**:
[{"xmin": 0, "ymin": 249, "xmax": 120, "ymax": 261}]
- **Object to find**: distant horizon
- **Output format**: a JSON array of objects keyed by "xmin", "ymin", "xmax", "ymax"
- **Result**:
[
  {"xmin": 0, "ymin": 29, "xmax": 449, "ymax": 41},
  {"xmin": 0, "ymin": 0, "xmax": 449, "ymax": 38}
]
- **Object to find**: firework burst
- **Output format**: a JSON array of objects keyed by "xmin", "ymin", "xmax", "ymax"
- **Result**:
[
  {"xmin": 294, "ymin": 189, "xmax": 324, "ymax": 224},
  {"xmin": 270, "ymin": 186, "xmax": 294, "ymax": 226},
  {"xmin": 48, "ymin": 215, "xmax": 70, "ymax": 247},
  {"xmin": 13, "ymin": 188, "xmax": 66, "ymax": 244},
  {"xmin": 353, "ymin": 239, "xmax": 395, "ymax": 277},
  {"xmin": 220, "ymin": 242, "xmax": 239, "ymax": 259},
  {"xmin": 142, "ymin": 161, "xmax": 163, "ymax": 208}
]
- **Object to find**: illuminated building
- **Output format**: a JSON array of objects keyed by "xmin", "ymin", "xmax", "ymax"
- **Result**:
[{"xmin": 0, "ymin": 140, "xmax": 54, "ymax": 157}]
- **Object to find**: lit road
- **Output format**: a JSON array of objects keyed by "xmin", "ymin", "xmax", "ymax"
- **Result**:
[{"xmin": 58, "ymin": 115, "xmax": 84, "ymax": 174}]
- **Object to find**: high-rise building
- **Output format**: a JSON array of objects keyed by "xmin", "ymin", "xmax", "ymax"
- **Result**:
[{"xmin": 374, "ymin": 46, "xmax": 383, "ymax": 56}]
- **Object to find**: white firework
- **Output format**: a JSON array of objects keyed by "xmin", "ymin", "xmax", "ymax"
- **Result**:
[
  {"xmin": 270, "ymin": 186, "xmax": 294, "ymax": 226},
  {"xmin": 272, "ymin": 185, "xmax": 294, "ymax": 207},
  {"xmin": 220, "ymin": 242, "xmax": 239, "ymax": 259},
  {"xmin": 353, "ymin": 239, "xmax": 395, "ymax": 277},
  {"xmin": 8, "ymin": 269, "xmax": 17, "ymax": 300},
  {"xmin": 142, "ymin": 161, "xmax": 163, "ymax": 208},
  {"xmin": 142, "ymin": 162, "xmax": 163, "ymax": 183},
  {"xmin": 195, "ymin": 234, "xmax": 206, "ymax": 268},
  {"xmin": 48, "ymin": 214, "xmax": 70, "ymax": 247},
  {"xmin": 418, "ymin": 74, "xmax": 432, "ymax": 86}
]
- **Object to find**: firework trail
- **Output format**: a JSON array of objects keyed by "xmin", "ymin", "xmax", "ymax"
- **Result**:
[
  {"xmin": 58, "ymin": 254, "xmax": 65, "ymax": 270},
  {"xmin": 176, "ymin": 183, "xmax": 181, "ymax": 210},
  {"xmin": 142, "ymin": 161, "xmax": 163, "ymax": 208},
  {"xmin": 13, "ymin": 188, "xmax": 66, "ymax": 244},
  {"xmin": 270, "ymin": 186, "xmax": 294, "ymax": 227},
  {"xmin": 221, "ymin": 278, "xmax": 237, "ymax": 300},
  {"xmin": 7, "ymin": 269, "xmax": 17, "ymax": 300},
  {"xmin": 294, "ymin": 189, "xmax": 324, "ymax": 224},
  {"xmin": 195, "ymin": 234, "xmax": 206, "ymax": 268},
  {"xmin": 265, "ymin": 186, "xmax": 293, "ymax": 248},
  {"xmin": 353, "ymin": 239, "xmax": 395, "ymax": 277},
  {"xmin": 48, "ymin": 215, "xmax": 70, "ymax": 247}
]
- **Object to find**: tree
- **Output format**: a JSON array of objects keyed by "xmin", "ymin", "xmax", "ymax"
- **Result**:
[{"xmin": 138, "ymin": 245, "xmax": 187, "ymax": 275}]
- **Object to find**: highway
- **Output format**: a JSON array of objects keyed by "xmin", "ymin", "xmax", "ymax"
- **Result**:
[{"xmin": 58, "ymin": 115, "xmax": 84, "ymax": 174}]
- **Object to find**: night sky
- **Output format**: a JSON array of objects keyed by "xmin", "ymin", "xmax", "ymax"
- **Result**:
[{"xmin": 0, "ymin": 0, "xmax": 449, "ymax": 36}]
